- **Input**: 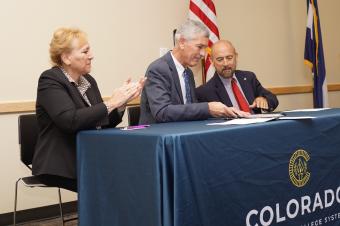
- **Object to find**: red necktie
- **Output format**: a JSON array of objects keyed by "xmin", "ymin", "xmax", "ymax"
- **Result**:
[{"xmin": 231, "ymin": 78, "xmax": 250, "ymax": 112}]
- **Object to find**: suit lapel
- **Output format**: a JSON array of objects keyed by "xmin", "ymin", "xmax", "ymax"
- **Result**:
[
  {"xmin": 84, "ymin": 78, "xmax": 101, "ymax": 106},
  {"xmin": 85, "ymin": 87, "xmax": 97, "ymax": 105},
  {"xmin": 54, "ymin": 67, "xmax": 89, "ymax": 107},
  {"xmin": 212, "ymin": 73, "xmax": 233, "ymax": 106},
  {"xmin": 164, "ymin": 52, "xmax": 184, "ymax": 104}
]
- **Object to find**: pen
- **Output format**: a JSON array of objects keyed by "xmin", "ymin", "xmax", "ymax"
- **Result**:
[{"xmin": 121, "ymin": 125, "xmax": 150, "ymax": 130}]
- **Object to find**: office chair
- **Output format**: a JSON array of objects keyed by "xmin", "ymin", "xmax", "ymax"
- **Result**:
[
  {"xmin": 14, "ymin": 114, "xmax": 72, "ymax": 226},
  {"xmin": 127, "ymin": 105, "xmax": 140, "ymax": 126}
]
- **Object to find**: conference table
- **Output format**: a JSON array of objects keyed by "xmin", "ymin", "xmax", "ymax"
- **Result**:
[{"xmin": 77, "ymin": 108, "xmax": 340, "ymax": 226}]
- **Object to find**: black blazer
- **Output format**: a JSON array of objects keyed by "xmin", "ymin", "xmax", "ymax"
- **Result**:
[
  {"xmin": 139, "ymin": 51, "xmax": 210, "ymax": 124},
  {"xmin": 32, "ymin": 67, "xmax": 122, "ymax": 179},
  {"xmin": 195, "ymin": 71, "xmax": 279, "ymax": 113}
]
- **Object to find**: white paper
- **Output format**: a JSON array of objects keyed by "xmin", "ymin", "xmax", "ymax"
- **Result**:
[
  {"xmin": 278, "ymin": 116, "xmax": 315, "ymax": 120},
  {"xmin": 246, "ymin": 113, "xmax": 284, "ymax": 119},
  {"xmin": 283, "ymin": 108, "xmax": 330, "ymax": 113},
  {"xmin": 207, "ymin": 118, "xmax": 275, "ymax": 125}
]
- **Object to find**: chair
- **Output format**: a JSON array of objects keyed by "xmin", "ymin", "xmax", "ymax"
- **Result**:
[
  {"xmin": 14, "ymin": 114, "xmax": 72, "ymax": 226},
  {"xmin": 127, "ymin": 105, "xmax": 140, "ymax": 126}
]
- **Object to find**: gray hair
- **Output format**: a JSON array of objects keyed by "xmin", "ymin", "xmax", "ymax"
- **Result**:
[{"xmin": 175, "ymin": 19, "xmax": 209, "ymax": 43}]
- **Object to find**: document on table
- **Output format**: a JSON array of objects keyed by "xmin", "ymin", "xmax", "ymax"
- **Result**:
[
  {"xmin": 207, "ymin": 117, "xmax": 275, "ymax": 125},
  {"xmin": 283, "ymin": 108, "xmax": 330, "ymax": 113},
  {"xmin": 246, "ymin": 113, "xmax": 284, "ymax": 119},
  {"xmin": 278, "ymin": 116, "xmax": 315, "ymax": 120},
  {"xmin": 207, "ymin": 113, "xmax": 316, "ymax": 126},
  {"xmin": 242, "ymin": 113, "xmax": 316, "ymax": 120}
]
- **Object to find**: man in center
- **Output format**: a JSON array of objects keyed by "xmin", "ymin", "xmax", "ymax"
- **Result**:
[{"xmin": 139, "ymin": 20, "xmax": 248, "ymax": 124}]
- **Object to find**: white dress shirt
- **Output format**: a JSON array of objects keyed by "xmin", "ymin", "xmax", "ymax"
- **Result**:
[
  {"xmin": 170, "ymin": 52, "xmax": 189, "ymax": 104},
  {"xmin": 218, "ymin": 74, "xmax": 249, "ymax": 110}
]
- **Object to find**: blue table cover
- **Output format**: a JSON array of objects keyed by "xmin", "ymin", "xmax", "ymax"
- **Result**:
[{"xmin": 77, "ymin": 108, "xmax": 340, "ymax": 226}]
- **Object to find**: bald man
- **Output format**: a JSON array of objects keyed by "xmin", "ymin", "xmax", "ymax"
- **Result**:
[{"xmin": 196, "ymin": 40, "xmax": 278, "ymax": 113}]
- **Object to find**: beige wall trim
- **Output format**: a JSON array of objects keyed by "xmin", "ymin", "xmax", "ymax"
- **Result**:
[
  {"xmin": 328, "ymin": 84, "xmax": 340, "ymax": 92},
  {"xmin": 268, "ymin": 85, "xmax": 313, "ymax": 95},
  {"xmin": 0, "ymin": 101, "xmax": 36, "ymax": 114},
  {"xmin": 1, "ymin": 84, "xmax": 340, "ymax": 114},
  {"xmin": 268, "ymin": 84, "xmax": 340, "ymax": 95},
  {"xmin": 0, "ymin": 97, "xmax": 141, "ymax": 114}
]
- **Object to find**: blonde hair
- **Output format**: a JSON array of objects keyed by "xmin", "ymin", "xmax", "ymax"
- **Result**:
[{"xmin": 49, "ymin": 27, "xmax": 87, "ymax": 66}]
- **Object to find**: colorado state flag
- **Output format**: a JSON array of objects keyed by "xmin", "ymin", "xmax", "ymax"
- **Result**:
[{"xmin": 304, "ymin": 0, "xmax": 328, "ymax": 108}]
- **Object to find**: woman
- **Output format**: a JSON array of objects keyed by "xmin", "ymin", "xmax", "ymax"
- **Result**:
[{"xmin": 32, "ymin": 28, "xmax": 144, "ymax": 192}]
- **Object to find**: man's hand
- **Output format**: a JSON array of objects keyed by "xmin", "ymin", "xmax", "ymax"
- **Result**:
[
  {"xmin": 208, "ymin": 102, "xmax": 250, "ymax": 118},
  {"xmin": 249, "ymin": 97, "xmax": 268, "ymax": 110}
]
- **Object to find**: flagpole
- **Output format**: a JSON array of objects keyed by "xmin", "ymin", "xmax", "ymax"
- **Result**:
[{"xmin": 201, "ymin": 59, "xmax": 206, "ymax": 84}]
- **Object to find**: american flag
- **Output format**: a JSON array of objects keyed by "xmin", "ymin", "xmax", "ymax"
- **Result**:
[{"xmin": 189, "ymin": 0, "xmax": 220, "ymax": 83}]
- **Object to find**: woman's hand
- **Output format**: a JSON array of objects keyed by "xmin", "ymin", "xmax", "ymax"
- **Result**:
[
  {"xmin": 126, "ymin": 77, "xmax": 146, "ymax": 102},
  {"xmin": 105, "ymin": 77, "xmax": 146, "ymax": 113}
]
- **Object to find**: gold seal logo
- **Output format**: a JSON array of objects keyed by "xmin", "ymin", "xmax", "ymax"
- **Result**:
[{"xmin": 289, "ymin": 149, "xmax": 310, "ymax": 187}]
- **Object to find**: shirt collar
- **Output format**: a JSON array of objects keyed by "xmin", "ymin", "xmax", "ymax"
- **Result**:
[
  {"xmin": 217, "ymin": 73, "xmax": 236, "ymax": 86},
  {"xmin": 59, "ymin": 67, "xmax": 91, "ymax": 95},
  {"xmin": 170, "ymin": 52, "xmax": 186, "ymax": 77}
]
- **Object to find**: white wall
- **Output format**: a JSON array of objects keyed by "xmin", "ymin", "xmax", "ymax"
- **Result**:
[
  {"xmin": 214, "ymin": 0, "xmax": 340, "ymax": 111},
  {"xmin": 0, "ymin": 0, "xmax": 339, "ymax": 214}
]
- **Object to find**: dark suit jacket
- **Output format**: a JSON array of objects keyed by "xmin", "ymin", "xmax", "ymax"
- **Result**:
[
  {"xmin": 139, "ymin": 51, "xmax": 210, "ymax": 124},
  {"xmin": 195, "ymin": 71, "xmax": 278, "ymax": 113},
  {"xmin": 33, "ymin": 67, "xmax": 122, "ymax": 179}
]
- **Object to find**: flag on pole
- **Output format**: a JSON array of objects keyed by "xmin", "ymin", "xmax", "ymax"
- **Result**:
[
  {"xmin": 304, "ymin": 0, "xmax": 328, "ymax": 108},
  {"xmin": 189, "ymin": 0, "xmax": 219, "ymax": 83}
]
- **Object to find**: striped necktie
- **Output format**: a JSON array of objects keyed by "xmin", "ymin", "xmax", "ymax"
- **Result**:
[{"xmin": 183, "ymin": 70, "xmax": 192, "ymax": 104}]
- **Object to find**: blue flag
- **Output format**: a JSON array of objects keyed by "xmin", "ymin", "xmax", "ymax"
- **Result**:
[{"xmin": 304, "ymin": 0, "xmax": 327, "ymax": 108}]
